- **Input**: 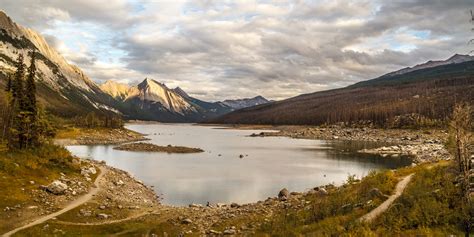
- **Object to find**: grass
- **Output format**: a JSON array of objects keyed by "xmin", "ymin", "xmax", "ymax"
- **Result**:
[
  {"xmin": 0, "ymin": 144, "xmax": 80, "ymax": 207},
  {"xmin": 16, "ymin": 217, "xmax": 182, "ymax": 237},
  {"xmin": 254, "ymin": 162, "xmax": 467, "ymax": 236},
  {"xmin": 255, "ymin": 170, "xmax": 399, "ymax": 236},
  {"xmin": 55, "ymin": 127, "xmax": 112, "ymax": 139},
  {"xmin": 3, "ymin": 159, "xmax": 467, "ymax": 236},
  {"xmin": 0, "ymin": 143, "xmax": 83, "ymax": 234}
]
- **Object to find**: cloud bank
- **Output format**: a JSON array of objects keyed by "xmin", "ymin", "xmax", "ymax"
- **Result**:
[{"xmin": 2, "ymin": 0, "xmax": 473, "ymax": 101}]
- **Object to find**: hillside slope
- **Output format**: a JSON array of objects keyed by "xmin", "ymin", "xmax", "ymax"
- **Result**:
[
  {"xmin": 209, "ymin": 57, "xmax": 474, "ymax": 127},
  {"xmin": 0, "ymin": 11, "xmax": 117, "ymax": 117}
]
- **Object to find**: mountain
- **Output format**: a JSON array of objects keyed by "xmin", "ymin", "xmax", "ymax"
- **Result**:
[
  {"xmin": 99, "ymin": 80, "xmax": 130, "ymax": 100},
  {"xmin": 0, "ymin": 10, "xmax": 262, "ymax": 122},
  {"xmin": 209, "ymin": 55, "xmax": 474, "ymax": 126},
  {"xmin": 382, "ymin": 54, "xmax": 474, "ymax": 78},
  {"xmin": 100, "ymin": 78, "xmax": 233, "ymax": 122},
  {"xmin": 221, "ymin": 96, "xmax": 269, "ymax": 110},
  {"xmin": 0, "ymin": 10, "xmax": 117, "ymax": 117}
]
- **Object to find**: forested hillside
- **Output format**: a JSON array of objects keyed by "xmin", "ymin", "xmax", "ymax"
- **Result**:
[{"xmin": 209, "ymin": 59, "xmax": 474, "ymax": 128}]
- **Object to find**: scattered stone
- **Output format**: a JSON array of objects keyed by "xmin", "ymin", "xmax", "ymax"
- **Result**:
[
  {"xmin": 314, "ymin": 187, "xmax": 328, "ymax": 196},
  {"xmin": 230, "ymin": 203, "xmax": 240, "ymax": 208},
  {"xmin": 223, "ymin": 229, "xmax": 236, "ymax": 235},
  {"xmin": 181, "ymin": 218, "xmax": 193, "ymax": 224},
  {"xmin": 278, "ymin": 188, "xmax": 290, "ymax": 201},
  {"xmin": 81, "ymin": 167, "xmax": 97, "ymax": 176},
  {"xmin": 97, "ymin": 213, "xmax": 109, "ymax": 219},
  {"xmin": 208, "ymin": 230, "xmax": 221, "ymax": 235},
  {"xmin": 368, "ymin": 188, "xmax": 385, "ymax": 199},
  {"xmin": 45, "ymin": 181, "xmax": 68, "ymax": 195}
]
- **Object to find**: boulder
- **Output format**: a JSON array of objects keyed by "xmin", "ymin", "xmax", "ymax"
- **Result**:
[
  {"xmin": 368, "ymin": 188, "xmax": 385, "ymax": 199},
  {"xmin": 181, "ymin": 218, "xmax": 193, "ymax": 224},
  {"xmin": 278, "ymin": 188, "xmax": 289, "ymax": 201},
  {"xmin": 46, "ymin": 181, "xmax": 68, "ymax": 195},
  {"xmin": 223, "ymin": 229, "xmax": 236, "ymax": 235},
  {"xmin": 97, "ymin": 213, "xmax": 109, "ymax": 219},
  {"xmin": 313, "ymin": 187, "xmax": 328, "ymax": 196},
  {"xmin": 81, "ymin": 166, "xmax": 97, "ymax": 176}
]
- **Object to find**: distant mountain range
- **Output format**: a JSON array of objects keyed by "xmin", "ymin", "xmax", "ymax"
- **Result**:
[
  {"xmin": 210, "ymin": 54, "xmax": 474, "ymax": 126},
  {"xmin": 99, "ymin": 79, "xmax": 269, "ymax": 122},
  {"xmin": 0, "ymin": 11, "xmax": 269, "ymax": 122}
]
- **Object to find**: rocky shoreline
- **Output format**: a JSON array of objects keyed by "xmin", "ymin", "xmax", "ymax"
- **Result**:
[
  {"xmin": 113, "ymin": 142, "xmax": 204, "ymax": 153},
  {"xmin": 55, "ymin": 128, "xmax": 148, "ymax": 146},
  {"xmin": 19, "ymin": 125, "xmax": 452, "ymax": 235},
  {"xmin": 249, "ymin": 126, "xmax": 450, "ymax": 163}
]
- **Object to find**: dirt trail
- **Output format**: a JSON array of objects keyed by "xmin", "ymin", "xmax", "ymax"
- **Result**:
[
  {"xmin": 2, "ymin": 167, "xmax": 107, "ymax": 237},
  {"xmin": 359, "ymin": 173, "xmax": 414, "ymax": 223},
  {"xmin": 52, "ymin": 209, "xmax": 161, "ymax": 226}
]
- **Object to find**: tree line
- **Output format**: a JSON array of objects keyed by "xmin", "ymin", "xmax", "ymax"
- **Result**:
[
  {"xmin": 1, "ymin": 52, "xmax": 55, "ymax": 149},
  {"xmin": 72, "ymin": 112, "xmax": 124, "ymax": 129}
]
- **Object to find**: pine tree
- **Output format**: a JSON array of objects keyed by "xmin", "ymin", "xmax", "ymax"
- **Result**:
[
  {"xmin": 25, "ymin": 51, "xmax": 38, "ymax": 146},
  {"xmin": 5, "ymin": 74, "xmax": 12, "ymax": 92},
  {"xmin": 9, "ymin": 54, "xmax": 27, "ymax": 149},
  {"xmin": 11, "ymin": 54, "xmax": 25, "ymax": 106}
]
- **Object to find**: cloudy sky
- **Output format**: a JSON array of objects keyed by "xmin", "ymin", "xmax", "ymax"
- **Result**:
[{"xmin": 1, "ymin": 0, "xmax": 473, "ymax": 101}]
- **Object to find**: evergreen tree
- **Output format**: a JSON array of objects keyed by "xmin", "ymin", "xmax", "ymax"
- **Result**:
[
  {"xmin": 25, "ymin": 51, "xmax": 38, "ymax": 146},
  {"xmin": 5, "ymin": 74, "xmax": 12, "ymax": 92},
  {"xmin": 9, "ymin": 54, "xmax": 27, "ymax": 149},
  {"xmin": 11, "ymin": 54, "xmax": 25, "ymax": 106}
]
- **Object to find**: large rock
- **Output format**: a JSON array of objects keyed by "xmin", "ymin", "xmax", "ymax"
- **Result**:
[
  {"xmin": 46, "ymin": 181, "xmax": 68, "ymax": 195},
  {"xmin": 278, "ymin": 188, "xmax": 289, "ymax": 201},
  {"xmin": 81, "ymin": 167, "xmax": 97, "ymax": 176},
  {"xmin": 368, "ymin": 188, "xmax": 385, "ymax": 199}
]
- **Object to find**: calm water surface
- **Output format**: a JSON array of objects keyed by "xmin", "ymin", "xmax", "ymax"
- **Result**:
[{"xmin": 66, "ymin": 124, "xmax": 411, "ymax": 206}]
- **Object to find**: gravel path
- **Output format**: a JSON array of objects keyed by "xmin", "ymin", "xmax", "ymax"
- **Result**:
[
  {"xmin": 2, "ymin": 166, "xmax": 107, "ymax": 237},
  {"xmin": 359, "ymin": 173, "xmax": 414, "ymax": 223}
]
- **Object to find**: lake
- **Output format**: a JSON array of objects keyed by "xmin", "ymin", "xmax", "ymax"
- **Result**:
[{"xmin": 66, "ymin": 124, "xmax": 411, "ymax": 206}]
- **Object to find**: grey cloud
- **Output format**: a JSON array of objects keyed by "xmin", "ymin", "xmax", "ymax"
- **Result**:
[{"xmin": 2, "ymin": 0, "xmax": 473, "ymax": 101}]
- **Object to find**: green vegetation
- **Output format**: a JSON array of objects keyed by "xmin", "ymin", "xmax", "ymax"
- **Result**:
[
  {"xmin": 0, "ymin": 143, "xmax": 82, "ymax": 234},
  {"xmin": 370, "ymin": 164, "xmax": 466, "ymax": 236},
  {"xmin": 0, "ymin": 144, "xmax": 80, "ymax": 208},
  {"xmin": 72, "ymin": 112, "xmax": 124, "ymax": 129},
  {"xmin": 351, "ymin": 60, "xmax": 474, "ymax": 88},
  {"xmin": 2, "ymin": 52, "xmax": 55, "ymax": 149},
  {"xmin": 252, "ymin": 163, "xmax": 466, "ymax": 236}
]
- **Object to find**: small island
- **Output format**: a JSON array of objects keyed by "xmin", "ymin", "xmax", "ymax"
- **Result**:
[{"xmin": 114, "ymin": 142, "xmax": 204, "ymax": 153}]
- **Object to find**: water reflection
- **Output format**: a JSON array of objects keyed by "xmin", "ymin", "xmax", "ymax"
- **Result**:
[{"xmin": 66, "ymin": 124, "xmax": 411, "ymax": 206}]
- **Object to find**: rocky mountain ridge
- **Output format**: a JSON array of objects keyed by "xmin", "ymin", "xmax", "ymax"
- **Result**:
[
  {"xmin": 0, "ymin": 10, "xmax": 117, "ymax": 116},
  {"xmin": 100, "ymin": 78, "xmax": 269, "ymax": 122},
  {"xmin": 383, "ymin": 54, "xmax": 474, "ymax": 77}
]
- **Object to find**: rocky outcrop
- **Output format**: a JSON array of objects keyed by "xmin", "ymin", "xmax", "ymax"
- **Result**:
[
  {"xmin": 359, "ymin": 143, "xmax": 449, "ymax": 163},
  {"xmin": 113, "ymin": 142, "xmax": 204, "ymax": 153},
  {"xmin": 45, "ymin": 181, "xmax": 68, "ymax": 195}
]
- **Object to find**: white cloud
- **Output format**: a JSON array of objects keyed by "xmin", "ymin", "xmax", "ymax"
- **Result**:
[{"xmin": 1, "ymin": 0, "xmax": 473, "ymax": 101}]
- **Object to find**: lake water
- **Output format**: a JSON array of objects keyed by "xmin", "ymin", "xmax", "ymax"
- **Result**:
[{"xmin": 66, "ymin": 124, "xmax": 411, "ymax": 206}]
